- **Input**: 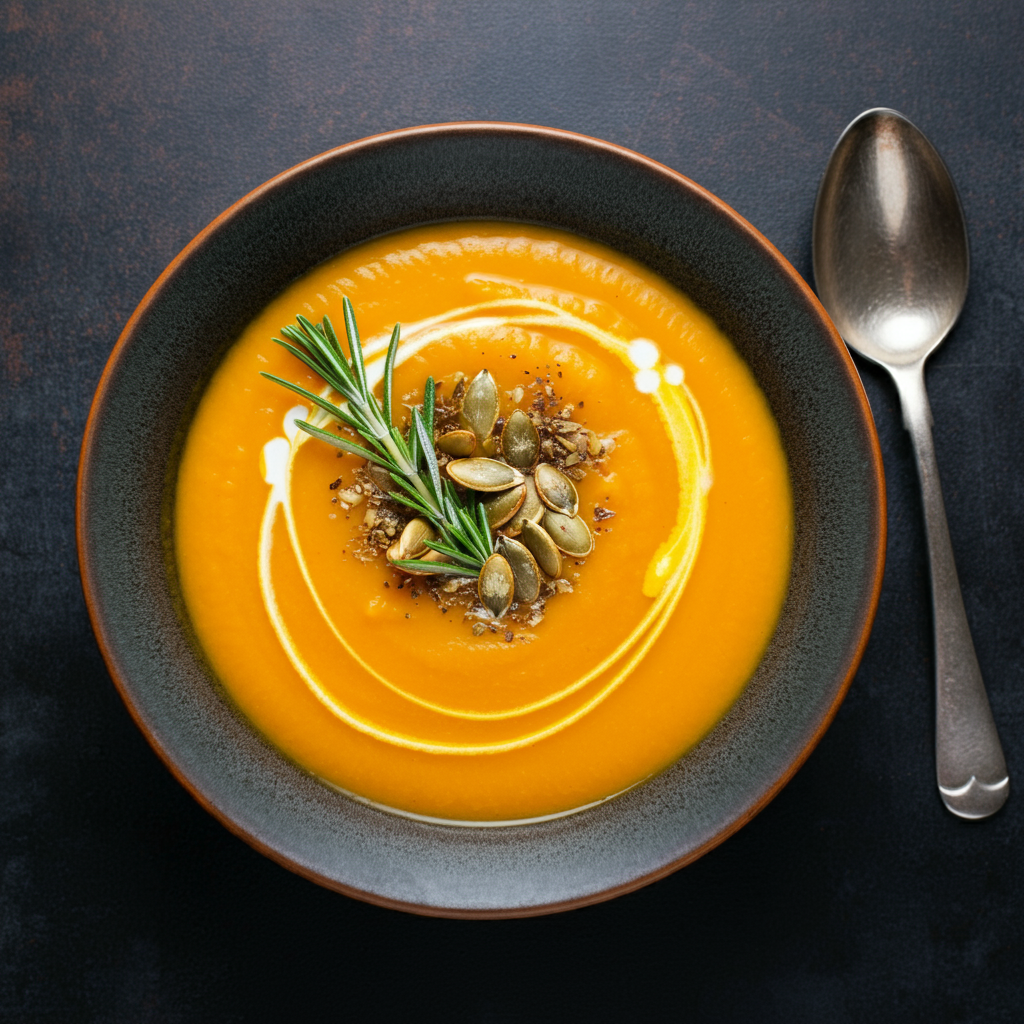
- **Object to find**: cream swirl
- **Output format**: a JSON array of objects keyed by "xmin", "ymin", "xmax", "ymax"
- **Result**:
[{"xmin": 257, "ymin": 295, "xmax": 711, "ymax": 754}]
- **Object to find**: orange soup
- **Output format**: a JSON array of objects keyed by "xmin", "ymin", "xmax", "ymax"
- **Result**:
[{"xmin": 174, "ymin": 223, "xmax": 792, "ymax": 822}]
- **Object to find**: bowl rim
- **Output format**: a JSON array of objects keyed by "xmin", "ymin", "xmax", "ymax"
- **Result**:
[{"xmin": 77, "ymin": 121, "xmax": 886, "ymax": 917}]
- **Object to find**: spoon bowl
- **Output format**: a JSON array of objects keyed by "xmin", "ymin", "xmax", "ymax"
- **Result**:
[
  {"xmin": 813, "ymin": 108, "xmax": 969, "ymax": 366},
  {"xmin": 813, "ymin": 108, "xmax": 1008, "ymax": 819}
]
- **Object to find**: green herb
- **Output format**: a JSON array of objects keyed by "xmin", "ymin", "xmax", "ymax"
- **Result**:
[{"xmin": 260, "ymin": 298, "xmax": 493, "ymax": 576}]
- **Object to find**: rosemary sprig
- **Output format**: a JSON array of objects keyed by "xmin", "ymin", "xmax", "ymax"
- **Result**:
[{"xmin": 260, "ymin": 298, "xmax": 493, "ymax": 575}]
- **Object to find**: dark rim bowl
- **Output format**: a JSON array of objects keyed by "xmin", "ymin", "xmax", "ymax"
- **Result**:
[{"xmin": 77, "ymin": 122, "xmax": 885, "ymax": 918}]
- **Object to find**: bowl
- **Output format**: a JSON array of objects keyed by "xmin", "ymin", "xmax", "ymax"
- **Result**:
[{"xmin": 77, "ymin": 123, "xmax": 885, "ymax": 917}]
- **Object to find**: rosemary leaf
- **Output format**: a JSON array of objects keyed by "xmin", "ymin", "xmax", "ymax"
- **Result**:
[
  {"xmin": 389, "ymin": 424, "xmax": 409, "ymax": 460},
  {"xmin": 342, "ymin": 298, "xmax": 370, "ymax": 402},
  {"xmin": 423, "ymin": 376, "xmax": 436, "ymax": 457},
  {"xmin": 389, "ymin": 559, "xmax": 479, "ymax": 577},
  {"xmin": 270, "ymin": 337, "xmax": 349, "ymax": 397},
  {"xmin": 413, "ymin": 408, "xmax": 443, "ymax": 505},
  {"xmin": 382, "ymin": 322, "xmax": 400, "ymax": 426},
  {"xmin": 456, "ymin": 505, "xmax": 490, "ymax": 562},
  {"xmin": 257, "ymin": 374, "xmax": 373, "ymax": 447},
  {"xmin": 423, "ymin": 539, "xmax": 482, "ymax": 569},
  {"xmin": 319, "ymin": 315, "xmax": 349, "ymax": 369},
  {"xmin": 475, "ymin": 500, "xmax": 494, "ymax": 556},
  {"xmin": 294, "ymin": 420, "xmax": 394, "ymax": 467},
  {"xmin": 441, "ymin": 517, "xmax": 475, "ymax": 553},
  {"xmin": 293, "ymin": 316, "xmax": 357, "ymax": 395},
  {"xmin": 388, "ymin": 475, "xmax": 436, "ymax": 518},
  {"xmin": 258, "ymin": 373, "xmax": 345, "ymax": 420},
  {"xmin": 282, "ymin": 323, "xmax": 350, "ymax": 394},
  {"xmin": 442, "ymin": 480, "xmax": 463, "ymax": 527},
  {"xmin": 409, "ymin": 409, "xmax": 420, "ymax": 470}
]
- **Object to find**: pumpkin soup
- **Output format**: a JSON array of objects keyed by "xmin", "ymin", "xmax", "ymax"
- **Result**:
[{"xmin": 174, "ymin": 223, "xmax": 792, "ymax": 822}]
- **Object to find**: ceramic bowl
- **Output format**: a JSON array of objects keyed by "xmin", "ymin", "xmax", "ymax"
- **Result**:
[{"xmin": 77, "ymin": 123, "xmax": 885, "ymax": 917}]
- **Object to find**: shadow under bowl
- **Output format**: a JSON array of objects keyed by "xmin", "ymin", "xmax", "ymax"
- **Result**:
[{"xmin": 77, "ymin": 123, "xmax": 885, "ymax": 918}]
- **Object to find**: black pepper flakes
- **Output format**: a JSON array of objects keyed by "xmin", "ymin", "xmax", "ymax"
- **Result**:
[{"xmin": 323, "ymin": 360, "xmax": 615, "ymax": 634}]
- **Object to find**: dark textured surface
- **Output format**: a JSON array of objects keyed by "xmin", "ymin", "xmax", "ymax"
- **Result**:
[
  {"xmin": 78, "ymin": 125, "xmax": 882, "ymax": 916},
  {"xmin": 2, "ymin": 0, "xmax": 1022, "ymax": 1019}
]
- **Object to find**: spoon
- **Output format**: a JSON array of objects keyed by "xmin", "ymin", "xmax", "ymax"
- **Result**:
[{"xmin": 813, "ymin": 107, "xmax": 1008, "ymax": 820}]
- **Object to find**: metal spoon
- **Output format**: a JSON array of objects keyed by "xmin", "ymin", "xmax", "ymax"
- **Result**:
[{"xmin": 813, "ymin": 107, "xmax": 1008, "ymax": 819}]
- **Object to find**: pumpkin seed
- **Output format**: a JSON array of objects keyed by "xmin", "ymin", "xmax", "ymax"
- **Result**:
[
  {"xmin": 395, "ymin": 517, "xmax": 437, "ymax": 560},
  {"xmin": 520, "ymin": 520, "xmax": 563, "ymax": 578},
  {"xmin": 482, "ymin": 483, "xmax": 526, "ymax": 528},
  {"xmin": 478, "ymin": 553, "xmax": 514, "ymax": 618},
  {"xmin": 437, "ymin": 429, "xmax": 477, "ymax": 457},
  {"xmin": 498, "ymin": 537, "xmax": 541, "ymax": 603},
  {"xmin": 446, "ymin": 458, "xmax": 524, "ymax": 492},
  {"xmin": 505, "ymin": 474, "xmax": 545, "ymax": 536},
  {"xmin": 501, "ymin": 409, "xmax": 540, "ymax": 468},
  {"xmin": 542, "ymin": 509, "xmax": 594, "ymax": 556},
  {"xmin": 535, "ymin": 463, "xmax": 579, "ymax": 516},
  {"xmin": 459, "ymin": 369, "xmax": 500, "ymax": 441},
  {"xmin": 365, "ymin": 462, "xmax": 396, "ymax": 493}
]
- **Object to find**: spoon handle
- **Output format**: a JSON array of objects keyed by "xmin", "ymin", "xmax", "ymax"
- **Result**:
[{"xmin": 891, "ymin": 363, "xmax": 1009, "ymax": 819}]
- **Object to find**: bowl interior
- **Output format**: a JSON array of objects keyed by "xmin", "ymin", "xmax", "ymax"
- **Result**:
[{"xmin": 78, "ymin": 123, "xmax": 884, "ymax": 917}]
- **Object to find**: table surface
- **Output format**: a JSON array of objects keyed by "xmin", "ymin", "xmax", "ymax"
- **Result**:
[{"xmin": 2, "ymin": 2, "xmax": 1022, "ymax": 1020}]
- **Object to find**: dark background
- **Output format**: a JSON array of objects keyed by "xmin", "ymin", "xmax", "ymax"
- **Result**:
[{"xmin": 2, "ymin": 1, "xmax": 1023, "ymax": 1020}]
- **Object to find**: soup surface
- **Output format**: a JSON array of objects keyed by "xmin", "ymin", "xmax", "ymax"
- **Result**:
[{"xmin": 175, "ymin": 223, "xmax": 792, "ymax": 821}]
